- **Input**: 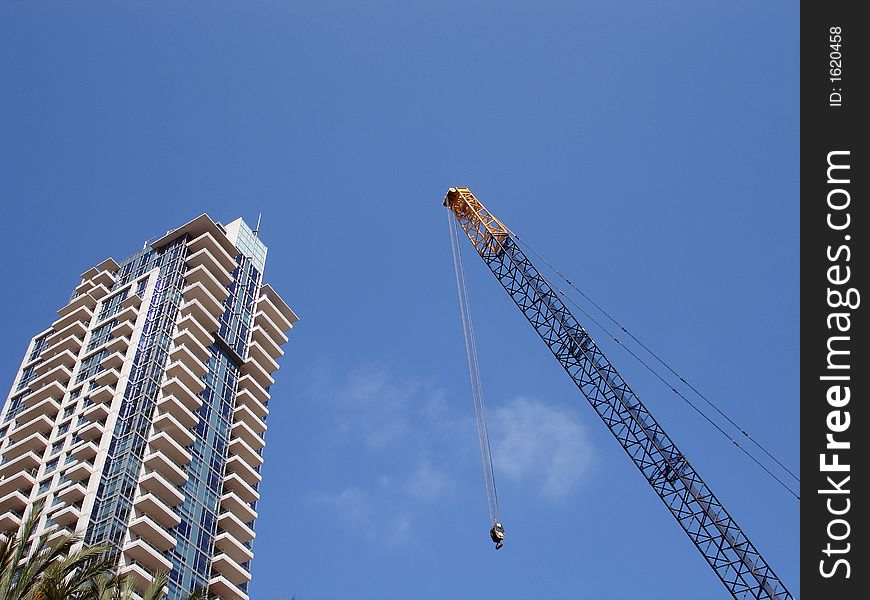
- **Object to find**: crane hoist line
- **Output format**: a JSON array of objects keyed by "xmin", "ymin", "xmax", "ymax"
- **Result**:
[{"xmin": 443, "ymin": 187, "xmax": 795, "ymax": 600}]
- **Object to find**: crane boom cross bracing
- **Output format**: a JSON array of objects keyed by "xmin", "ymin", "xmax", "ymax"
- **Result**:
[{"xmin": 443, "ymin": 187, "xmax": 794, "ymax": 600}]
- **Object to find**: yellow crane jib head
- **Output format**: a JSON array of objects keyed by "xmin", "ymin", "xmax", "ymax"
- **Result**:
[{"xmin": 443, "ymin": 187, "xmax": 510, "ymax": 257}]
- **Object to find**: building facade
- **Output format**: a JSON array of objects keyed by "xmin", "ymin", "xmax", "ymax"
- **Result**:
[{"xmin": 0, "ymin": 215, "xmax": 297, "ymax": 600}]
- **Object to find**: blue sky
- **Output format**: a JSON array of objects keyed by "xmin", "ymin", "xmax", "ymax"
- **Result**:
[{"xmin": 1, "ymin": 2, "xmax": 799, "ymax": 599}]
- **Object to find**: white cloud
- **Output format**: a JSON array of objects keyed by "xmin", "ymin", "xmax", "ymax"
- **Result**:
[{"xmin": 490, "ymin": 397, "xmax": 595, "ymax": 500}]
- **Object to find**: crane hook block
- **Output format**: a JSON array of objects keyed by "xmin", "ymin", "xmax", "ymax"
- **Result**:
[{"xmin": 490, "ymin": 522, "xmax": 506, "ymax": 550}]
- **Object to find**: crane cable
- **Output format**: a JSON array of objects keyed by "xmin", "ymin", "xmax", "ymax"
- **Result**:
[
  {"xmin": 448, "ymin": 211, "xmax": 501, "ymax": 525},
  {"xmin": 511, "ymin": 231, "xmax": 800, "ymax": 500}
]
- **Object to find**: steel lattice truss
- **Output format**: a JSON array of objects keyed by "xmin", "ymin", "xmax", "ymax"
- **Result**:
[{"xmin": 445, "ymin": 188, "xmax": 794, "ymax": 600}]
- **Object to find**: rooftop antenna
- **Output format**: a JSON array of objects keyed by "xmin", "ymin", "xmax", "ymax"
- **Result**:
[{"xmin": 253, "ymin": 213, "xmax": 262, "ymax": 237}]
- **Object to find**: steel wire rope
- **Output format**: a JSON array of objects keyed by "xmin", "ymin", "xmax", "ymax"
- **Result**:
[
  {"xmin": 510, "ymin": 231, "xmax": 800, "ymax": 499},
  {"xmin": 448, "ymin": 210, "xmax": 501, "ymax": 525}
]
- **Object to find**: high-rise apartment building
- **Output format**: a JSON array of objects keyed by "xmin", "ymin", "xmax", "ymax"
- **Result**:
[{"xmin": 0, "ymin": 215, "xmax": 297, "ymax": 600}]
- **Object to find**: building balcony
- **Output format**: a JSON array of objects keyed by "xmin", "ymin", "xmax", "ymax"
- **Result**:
[
  {"xmin": 184, "ymin": 264, "xmax": 228, "ymax": 306},
  {"xmin": 74, "ymin": 278, "xmax": 95, "ymax": 297},
  {"xmin": 82, "ymin": 401, "xmax": 110, "ymax": 423},
  {"xmin": 23, "ymin": 380, "xmax": 66, "ymax": 408},
  {"xmin": 237, "ymin": 373, "xmax": 268, "ymax": 403},
  {"xmin": 224, "ymin": 456, "xmax": 261, "ymax": 488},
  {"xmin": 151, "ymin": 413, "xmax": 195, "ymax": 449},
  {"xmin": 171, "ymin": 328, "xmax": 210, "ymax": 362},
  {"xmin": 147, "ymin": 431, "xmax": 192, "ymax": 466},
  {"xmin": 42, "ymin": 331, "xmax": 85, "ymax": 357},
  {"xmin": 69, "ymin": 439, "xmax": 99, "ymax": 462},
  {"xmin": 129, "ymin": 514, "xmax": 177, "ymax": 552},
  {"xmin": 57, "ymin": 292, "xmax": 98, "ymax": 320},
  {"xmin": 228, "ymin": 438, "xmax": 263, "ymax": 469},
  {"xmin": 87, "ymin": 282, "xmax": 111, "ymax": 301},
  {"xmin": 185, "ymin": 247, "xmax": 233, "ymax": 287},
  {"xmin": 222, "ymin": 473, "xmax": 259, "ymax": 505},
  {"xmin": 123, "ymin": 538, "xmax": 173, "ymax": 573},
  {"xmin": 121, "ymin": 293, "xmax": 143, "ymax": 311},
  {"xmin": 213, "ymin": 531, "xmax": 254, "ymax": 565},
  {"xmin": 103, "ymin": 334, "xmax": 130, "ymax": 356},
  {"xmin": 117, "ymin": 561, "xmax": 155, "ymax": 594},
  {"xmin": 15, "ymin": 396, "xmax": 60, "ymax": 425},
  {"xmin": 51, "ymin": 304, "xmax": 93, "ymax": 333},
  {"xmin": 250, "ymin": 325, "xmax": 285, "ymax": 359},
  {"xmin": 111, "ymin": 320, "xmax": 135, "ymax": 339},
  {"xmin": 175, "ymin": 312, "xmax": 214, "ymax": 347},
  {"xmin": 100, "ymin": 350, "xmax": 126, "ymax": 371},
  {"xmin": 165, "ymin": 361, "xmax": 205, "ymax": 394},
  {"xmin": 155, "ymin": 395, "xmax": 199, "ymax": 429},
  {"xmin": 34, "ymin": 348, "xmax": 78, "ymax": 377},
  {"xmin": 0, "ymin": 490, "xmax": 29, "ymax": 514},
  {"xmin": 208, "ymin": 573, "xmax": 248, "ymax": 600},
  {"xmin": 48, "ymin": 503, "xmax": 80, "ymax": 527},
  {"xmin": 230, "ymin": 420, "xmax": 264, "ymax": 452},
  {"xmin": 0, "ymin": 470, "xmax": 36, "ymax": 498},
  {"xmin": 252, "ymin": 309, "xmax": 286, "ymax": 350},
  {"xmin": 89, "ymin": 384, "xmax": 116, "ymax": 405},
  {"xmin": 133, "ymin": 492, "xmax": 181, "ymax": 529},
  {"xmin": 64, "ymin": 460, "xmax": 94, "ymax": 483},
  {"xmin": 2, "ymin": 432, "xmax": 49, "ymax": 461},
  {"xmin": 92, "ymin": 367, "xmax": 121, "ymax": 389},
  {"xmin": 11, "ymin": 414, "xmax": 53, "ymax": 439},
  {"xmin": 45, "ymin": 524, "xmax": 75, "ymax": 548},
  {"xmin": 110, "ymin": 304, "xmax": 139, "ymax": 327},
  {"xmin": 220, "ymin": 491, "xmax": 257, "ymax": 524},
  {"xmin": 256, "ymin": 287, "xmax": 298, "ymax": 333},
  {"xmin": 178, "ymin": 299, "xmax": 221, "ymax": 344},
  {"xmin": 233, "ymin": 405, "xmax": 266, "ymax": 437},
  {"xmin": 161, "ymin": 378, "xmax": 202, "ymax": 412},
  {"xmin": 0, "ymin": 451, "xmax": 41, "ymax": 478},
  {"xmin": 26, "ymin": 364, "xmax": 72, "ymax": 394},
  {"xmin": 75, "ymin": 420, "xmax": 104, "ymax": 441},
  {"xmin": 247, "ymin": 341, "xmax": 279, "ymax": 376},
  {"xmin": 181, "ymin": 281, "xmax": 225, "ymax": 319},
  {"xmin": 168, "ymin": 342, "xmax": 208, "ymax": 378},
  {"xmin": 0, "ymin": 510, "xmax": 22, "ymax": 533},
  {"xmin": 138, "ymin": 470, "xmax": 184, "ymax": 506},
  {"xmin": 217, "ymin": 510, "xmax": 255, "ymax": 544},
  {"xmin": 80, "ymin": 263, "xmax": 117, "ymax": 289},
  {"xmin": 212, "ymin": 552, "xmax": 251, "ymax": 586},
  {"xmin": 188, "ymin": 231, "xmax": 237, "ymax": 273},
  {"xmin": 143, "ymin": 451, "xmax": 188, "ymax": 486},
  {"xmin": 234, "ymin": 388, "xmax": 268, "ymax": 421},
  {"xmin": 56, "ymin": 481, "xmax": 88, "ymax": 504},
  {"xmin": 241, "ymin": 356, "xmax": 275, "ymax": 391}
]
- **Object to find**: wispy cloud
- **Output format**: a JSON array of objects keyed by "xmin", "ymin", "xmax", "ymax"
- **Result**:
[
  {"xmin": 307, "ymin": 362, "xmax": 464, "ymax": 545},
  {"xmin": 490, "ymin": 397, "xmax": 595, "ymax": 500},
  {"xmin": 306, "ymin": 362, "xmax": 596, "ymax": 547},
  {"xmin": 403, "ymin": 460, "xmax": 455, "ymax": 502},
  {"xmin": 312, "ymin": 486, "xmax": 413, "ymax": 546}
]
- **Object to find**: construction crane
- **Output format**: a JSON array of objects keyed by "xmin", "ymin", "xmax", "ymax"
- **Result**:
[{"xmin": 443, "ymin": 187, "xmax": 795, "ymax": 600}]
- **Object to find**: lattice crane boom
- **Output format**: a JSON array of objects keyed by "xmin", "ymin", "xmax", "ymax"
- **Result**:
[{"xmin": 443, "ymin": 187, "xmax": 794, "ymax": 600}]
